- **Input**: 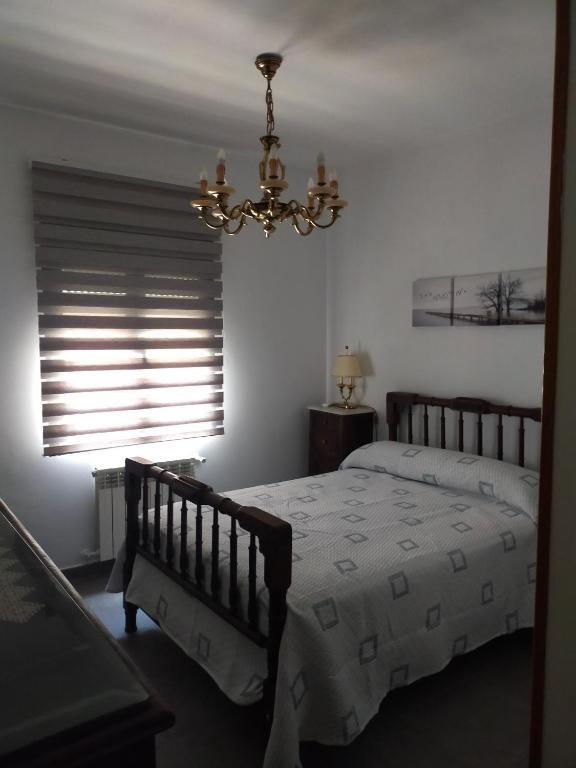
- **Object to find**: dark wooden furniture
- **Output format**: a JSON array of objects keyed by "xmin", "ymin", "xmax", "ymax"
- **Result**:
[
  {"xmin": 308, "ymin": 405, "xmax": 375, "ymax": 474},
  {"xmin": 0, "ymin": 498, "xmax": 174, "ymax": 768},
  {"xmin": 123, "ymin": 458, "xmax": 292, "ymax": 723},
  {"xmin": 386, "ymin": 392, "xmax": 541, "ymax": 466},
  {"xmin": 122, "ymin": 391, "xmax": 540, "ymax": 756}
]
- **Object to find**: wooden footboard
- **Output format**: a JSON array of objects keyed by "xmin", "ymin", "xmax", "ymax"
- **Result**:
[{"xmin": 122, "ymin": 457, "xmax": 292, "ymax": 720}]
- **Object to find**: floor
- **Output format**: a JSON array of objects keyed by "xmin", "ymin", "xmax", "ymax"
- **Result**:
[{"xmin": 71, "ymin": 570, "xmax": 532, "ymax": 768}]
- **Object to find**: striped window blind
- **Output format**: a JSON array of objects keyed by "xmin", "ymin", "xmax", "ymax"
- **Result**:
[{"xmin": 31, "ymin": 162, "xmax": 224, "ymax": 456}]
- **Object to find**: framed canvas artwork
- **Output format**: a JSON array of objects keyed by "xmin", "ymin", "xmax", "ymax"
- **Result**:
[
  {"xmin": 412, "ymin": 268, "xmax": 545, "ymax": 327},
  {"xmin": 499, "ymin": 268, "xmax": 546, "ymax": 325},
  {"xmin": 412, "ymin": 276, "xmax": 454, "ymax": 326},
  {"xmin": 453, "ymin": 272, "xmax": 501, "ymax": 325}
]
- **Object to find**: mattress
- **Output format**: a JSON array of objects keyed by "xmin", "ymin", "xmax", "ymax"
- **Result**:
[{"xmin": 108, "ymin": 441, "xmax": 539, "ymax": 768}]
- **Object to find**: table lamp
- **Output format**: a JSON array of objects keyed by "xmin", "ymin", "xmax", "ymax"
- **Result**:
[{"xmin": 331, "ymin": 346, "xmax": 362, "ymax": 409}]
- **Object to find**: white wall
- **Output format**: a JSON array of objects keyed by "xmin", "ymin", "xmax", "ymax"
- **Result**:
[
  {"xmin": 327, "ymin": 113, "xmax": 551, "ymax": 458},
  {"xmin": 0, "ymin": 99, "xmax": 552, "ymax": 567},
  {"xmin": 0, "ymin": 104, "xmax": 327, "ymax": 567}
]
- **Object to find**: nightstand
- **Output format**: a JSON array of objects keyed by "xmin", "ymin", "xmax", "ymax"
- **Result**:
[{"xmin": 308, "ymin": 405, "xmax": 376, "ymax": 474}]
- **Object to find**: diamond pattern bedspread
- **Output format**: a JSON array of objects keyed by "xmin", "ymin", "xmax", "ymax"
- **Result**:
[{"xmin": 113, "ymin": 443, "xmax": 538, "ymax": 768}]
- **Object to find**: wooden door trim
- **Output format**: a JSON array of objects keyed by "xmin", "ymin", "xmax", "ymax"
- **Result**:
[{"xmin": 529, "ymin": 1, "xmax": 570, "ymax": 765}]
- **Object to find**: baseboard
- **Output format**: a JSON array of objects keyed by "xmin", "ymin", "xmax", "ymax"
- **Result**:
[{"xmin": 62, "ymin": 559, "xmax": 115, "ymax": 580}]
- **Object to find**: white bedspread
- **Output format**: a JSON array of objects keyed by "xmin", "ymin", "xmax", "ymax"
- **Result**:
[{"xmin": 109, "ymin": 442, "xmax": 538, "ymax": 768}]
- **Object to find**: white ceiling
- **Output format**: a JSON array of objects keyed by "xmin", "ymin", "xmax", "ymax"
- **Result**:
[{"xmin": 0, "ymin": 0, "xmax": 555, "ymax": 159}]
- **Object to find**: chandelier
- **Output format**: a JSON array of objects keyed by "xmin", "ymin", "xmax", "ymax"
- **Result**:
[{"xmin": 191, "ymin": 53, "xmax": 347, "ymax": 238}]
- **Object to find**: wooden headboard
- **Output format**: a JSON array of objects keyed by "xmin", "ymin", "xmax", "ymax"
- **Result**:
[{"xmin": 386, "ymin": 392, "xmax": 541, "ymax": 468}]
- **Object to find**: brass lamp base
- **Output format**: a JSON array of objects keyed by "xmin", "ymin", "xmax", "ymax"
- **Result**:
[{"xmin": 332, "ymin": 381, "xmax": 357, "ymax": 409}]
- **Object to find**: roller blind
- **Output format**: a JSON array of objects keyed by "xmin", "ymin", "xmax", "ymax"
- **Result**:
[{"xmin": 31, "ymin": 162, "xmax": 224, "ymax": 456}]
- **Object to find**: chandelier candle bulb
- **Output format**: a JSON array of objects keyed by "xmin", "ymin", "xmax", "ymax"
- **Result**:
[
  {"xmin": 317, "ymin": 152, "xmax": 326, "ymax": 184},
  {"xmin": 269, "ymin": 144, "xmax": 279, "ymax": 178},
  {"xmin": 329, "ymin": 169, "xmax": 339, "ymax": 197},
  {"xmin": 306, "ymin": 177, "xmax": 315, "ymax": 209},
  {"xmin": 216, "ymin": 149, "xmax": 226, "ymax": 184},
  {"xmin": 199, "ymin": 170, "xmax": 208, "ymax": 196}
]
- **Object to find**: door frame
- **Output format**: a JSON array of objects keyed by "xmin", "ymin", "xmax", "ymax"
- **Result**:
[{"xmin": 529, "ymin": 1, "xmax": 570, "ymax": 765}]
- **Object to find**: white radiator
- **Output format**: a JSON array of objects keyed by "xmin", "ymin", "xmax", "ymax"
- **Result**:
[{"xmin": 94, "ymin": 456, "xmax": 205, "ymax": 561}]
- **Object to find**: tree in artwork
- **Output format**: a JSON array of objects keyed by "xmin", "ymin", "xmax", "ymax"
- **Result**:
[
  {"xmin": 500, "ymin": 275, "xmax": 523, "ymax": 317},
  {"xmin": 477, "ymin": 275, "xmax": 524, "ymax": 319},
  {"xmin": 476, "ymin": 279, "xmax": 502, "ymax": 318}
]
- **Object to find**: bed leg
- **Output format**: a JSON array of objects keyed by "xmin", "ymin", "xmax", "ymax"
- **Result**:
[
  {"xmin": 263, "ymin": 681, "xmax": 274, "ymax": 729},
  {"xmin": 124, "ymin": 601, "xmax": 138, "ymax": 633},
  {"xmin": 262, "ymin": 585, "xmax": 289, "ymax": 728}
]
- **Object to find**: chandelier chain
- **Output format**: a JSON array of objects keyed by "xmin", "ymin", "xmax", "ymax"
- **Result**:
[{"xmin": 265, "ymin": 79, "xmax": 275, "ymax": 135}]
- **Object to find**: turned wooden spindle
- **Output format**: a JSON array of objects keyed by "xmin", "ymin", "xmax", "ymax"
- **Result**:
[{"xmin": 180, "ymin": 498, "xmax": 188, "ymax": 577}]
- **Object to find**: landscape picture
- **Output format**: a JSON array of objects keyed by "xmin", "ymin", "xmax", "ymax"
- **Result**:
[
  {"xmin": 412, "ymin": 276, "xmax": 454, "ymax": 327},
  {"xmin": 453, "ymin": 272, "xmax": 501, "ymax": 325},
  {"xmin": 499, "ymin": 268, "xmax": 546, "ymax": 325},
  {"xmin": 412, "ymin": 268, "xmax": 546, "ymax": 327}
]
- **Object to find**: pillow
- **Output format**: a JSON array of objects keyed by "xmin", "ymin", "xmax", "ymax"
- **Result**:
[{"xmin": 341, "ymin": 440, "xmax": 539, "ymax": 522}]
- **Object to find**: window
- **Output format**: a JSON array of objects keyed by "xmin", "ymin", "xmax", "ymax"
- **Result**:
[{"xmin": 31, "ymin": 162, "xmax": 223, "ymax": 456}]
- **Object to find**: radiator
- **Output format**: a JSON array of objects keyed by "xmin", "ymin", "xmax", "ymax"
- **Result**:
[{"xmin": 94, "ymin": 456, "xmax": 205, "ymax": 561}]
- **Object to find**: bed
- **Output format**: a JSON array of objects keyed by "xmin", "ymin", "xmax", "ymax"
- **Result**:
[{"xmin": 108, "ymin": 391, "xmax": 541, "ymax": 768}]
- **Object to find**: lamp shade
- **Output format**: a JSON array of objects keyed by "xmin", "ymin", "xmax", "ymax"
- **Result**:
[{"xmin": 331, "ymin": 353, "xmax": 362, "ymax": 378}]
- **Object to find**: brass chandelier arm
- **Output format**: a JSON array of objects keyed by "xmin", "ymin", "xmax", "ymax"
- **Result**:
[
  {"xmin": 195, "ymin": 198, "xmax": 260, "ymax": 236},
  {"xmin": 222, "ymin": 217, "xmax": 246, "ymax": 236},
  {"xmin": 291, "ymin": 214, "xmax": 338, "ymax": 234},
  {"xmin": 276, "ymin": 205, "xmax": 295, "ymax": 224},
  {"xmin": 285, "ymin": 199, "xmax": 340, "ymax": 230},
  {"xmin": 314, "ymin": 208, "xmax": 340, "ymax": 229},
  {"xmin": 196, "ymin": 195, "xmax": 340, "ymax": 237},
  {"xmin": 310, "ymin": 209, "xmax": 341, "ymax": 229},
  {"xmin": 287, "ymin": 199, "xmax": 326, "ymax": 223},
  {"xmin": 211, "ymin": 202, "xmax": 240, "ymax": 222},
  {"xmin": 224, "ymin": 206, "xmax": 241, "ymax": 221},
  {"xmin": 202, "ymin": 209, "xmax": 229, "ymax": 230},
  {"xmin": 210, "ymin": 199, "xmax": 252, "ymax": 222},
  {"xmin": 291, "ymin": 216, "xmax": 315, "ymax": 236}
]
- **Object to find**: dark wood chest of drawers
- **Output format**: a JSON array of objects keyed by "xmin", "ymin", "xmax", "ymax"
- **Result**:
[{"xmin": 308, "ymin": 406, "xmax": 375, "ymax": 474}]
